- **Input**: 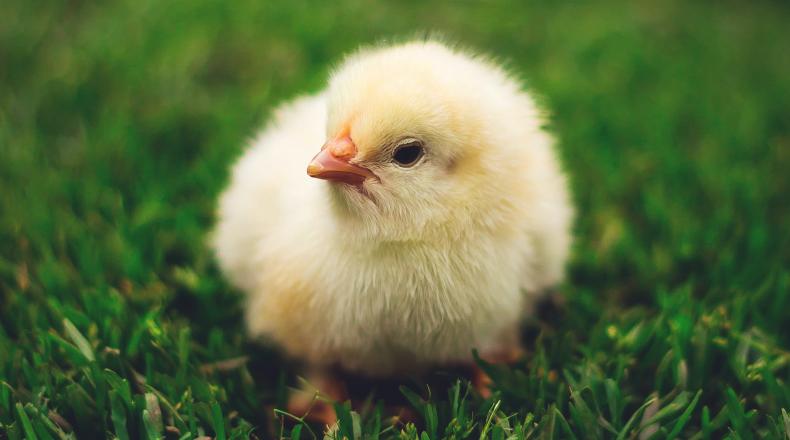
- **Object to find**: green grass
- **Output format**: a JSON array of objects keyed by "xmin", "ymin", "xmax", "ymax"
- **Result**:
[{"xmin": 1, "ymin": 0, "xmax": 789, "ymax": 438}]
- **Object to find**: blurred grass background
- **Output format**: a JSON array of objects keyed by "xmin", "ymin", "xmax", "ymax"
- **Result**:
[{"xmin": 1, "ymin": 0, "xmax": 789, "ymax": 438}]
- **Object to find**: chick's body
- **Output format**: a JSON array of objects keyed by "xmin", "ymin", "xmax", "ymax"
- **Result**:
[{"xmin": 213, "ymin": 42, "xmax": 573, "ymax": 375}]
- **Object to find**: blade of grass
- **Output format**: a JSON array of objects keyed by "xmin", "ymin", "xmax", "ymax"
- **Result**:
[
  {"xmin": 666, "ymin": 390, "xmax": 702, "ymax": 440},
  {"xmin": 616, "ymin": 396, "xmax": 657, "ymax": 440},
  {"xmin": 16, "ymin": 402, "xmax": 38, "ymax": 440},
  {"xmin": 61, "ymin": 319, "xmax": 94, "ymax": 362}
]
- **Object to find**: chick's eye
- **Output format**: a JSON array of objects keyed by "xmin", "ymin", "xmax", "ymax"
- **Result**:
[{"xmin": 392, "ymin": 142, "xmax": 424, "ymax": 167}]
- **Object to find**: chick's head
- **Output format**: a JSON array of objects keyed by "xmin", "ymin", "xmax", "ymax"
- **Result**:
[{"xmin": 308, "ymin": 41, "xmax": 546, "ymax": 242}]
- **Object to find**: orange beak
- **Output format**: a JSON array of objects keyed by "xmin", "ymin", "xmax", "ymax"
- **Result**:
[{"xmin": 307, "ymin": 135, "xmax": 375, "ymax": 186}]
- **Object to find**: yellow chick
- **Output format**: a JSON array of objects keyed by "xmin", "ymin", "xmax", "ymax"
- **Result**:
[{"xmin": 213, "ymin": 40, "xmax": 573, "ymax": 392}]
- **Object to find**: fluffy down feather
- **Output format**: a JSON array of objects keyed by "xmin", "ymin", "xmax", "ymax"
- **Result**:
[{"xmin": 212, "ymin": 41, "xmax": 573, "ymax": 375}]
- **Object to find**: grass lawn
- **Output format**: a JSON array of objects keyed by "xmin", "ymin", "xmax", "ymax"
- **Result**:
[{"xmin": 1, "ymin": 0, "xmax": 789, "ymax": 438}]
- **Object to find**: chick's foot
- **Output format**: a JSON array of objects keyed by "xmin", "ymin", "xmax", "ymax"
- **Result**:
[
  {"xmin": 472, "ymin": 344, "xmax": 525, "ymax": 399},
  {"xmin": 287, "ymin": 369, "xmax": 348, "ymax": 426}
]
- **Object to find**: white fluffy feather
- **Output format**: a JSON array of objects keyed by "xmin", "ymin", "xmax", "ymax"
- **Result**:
[{"xmin": 212, "ymin": 41, "xmax": 573, "ymax": 375}]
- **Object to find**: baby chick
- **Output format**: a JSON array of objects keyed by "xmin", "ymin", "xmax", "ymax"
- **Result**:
[{"xmin": 213, "ymin": 40, "xmax": 573, "ymax": 398}]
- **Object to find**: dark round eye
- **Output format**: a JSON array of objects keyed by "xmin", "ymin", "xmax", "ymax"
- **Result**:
[{"xmin": 392, "ymin": 141, "xmax": 424, "ymax": 167}]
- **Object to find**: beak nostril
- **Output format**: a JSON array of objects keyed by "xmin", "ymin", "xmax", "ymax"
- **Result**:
[{"xmin": 327, "ymin": 136, "xmax": 356, "ymax": 159}]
